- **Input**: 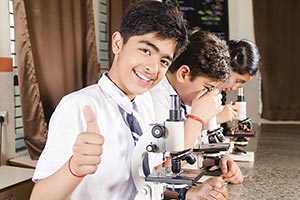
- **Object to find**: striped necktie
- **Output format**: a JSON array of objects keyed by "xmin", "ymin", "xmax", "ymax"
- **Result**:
[
  {"xmin": 126, "ymin": 113, "xmax": 150, "ymax": 176},
  {"xmin": 126, "ymin": 113, "xmax": 143, "ymax": 144}
]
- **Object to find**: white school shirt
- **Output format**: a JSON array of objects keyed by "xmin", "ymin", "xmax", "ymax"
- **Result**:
[
  {"xmin": 149, "ymin": 76, "xmax": 178, "ymax": 124},
  {"xmin": 33, "ymin": 73, "xmax": 158, "ymax": 200}
]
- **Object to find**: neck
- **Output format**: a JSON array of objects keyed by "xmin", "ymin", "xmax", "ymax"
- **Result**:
[{"xmin": 106, "ymin": 72, "xmax": 136, "ymax": 101}]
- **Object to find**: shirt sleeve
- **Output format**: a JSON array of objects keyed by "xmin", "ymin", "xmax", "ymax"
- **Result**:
[{"xmin": 32, "ymin": 94, "xmax": 85, "ymax": 181}]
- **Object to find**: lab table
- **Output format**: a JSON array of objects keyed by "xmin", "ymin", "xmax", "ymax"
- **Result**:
[{"xmin": 227, "ymin": 124, "xmax": 300, "ymax": 200}]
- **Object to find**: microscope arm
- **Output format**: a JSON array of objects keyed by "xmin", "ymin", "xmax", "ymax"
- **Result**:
[{"xmin": 132, "ymin": 127, "xmax": 165, "ymax": 200}]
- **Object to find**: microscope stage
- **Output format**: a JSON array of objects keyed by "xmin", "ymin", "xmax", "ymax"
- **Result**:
[
  {"xmin": 145, "ymin": 167, "xmax": 204, "ymax": 185},
  {"xmin": 193, "ymin": 143, "xmax": 230, "ymax": 154}
]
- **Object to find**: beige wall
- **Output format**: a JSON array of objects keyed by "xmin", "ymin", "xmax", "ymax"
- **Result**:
[
  {"xmin": 0, "ymin": 0, "xmax": 15, "ymax": 164},
  {"xmin": 0, "ymin": 72, "xmax": 15, "ymax": 164},
  {"xmin": 0, "ymin": 0, "xmax": 10, "ymax": 57}
]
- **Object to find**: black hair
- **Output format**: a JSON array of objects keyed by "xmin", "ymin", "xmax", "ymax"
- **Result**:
[
  {"xmin": 227, "ymin": 39, "xmax": 260, "ymax": 76},
  {"xmin": 119, "ymin": 0, "xmax": 189, "ymax": 58},
  {"xmin": 168, "ymin": 30, "xmax": 231, "ymax": 82}
]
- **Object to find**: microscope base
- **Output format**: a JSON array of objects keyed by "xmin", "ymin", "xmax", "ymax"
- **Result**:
[
  {"xmin": 146, "ymin": 167, "xmax": 204, "ymax": 185},
  {"xmin": 227, "ymin": 151, "xmax": 254, "ymax": 162}
]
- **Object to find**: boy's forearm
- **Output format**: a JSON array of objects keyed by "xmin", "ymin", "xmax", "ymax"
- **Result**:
[
  {"xmin": 184, "ymin": 119, "xmax": 203, "ymax": 148},
  {"xmin": 30, "ymin": 162, "xmax": 82, "ymax": 200},
  {"xmin": 216, "ymin": 114, "xmax": 222, "ymax": 124}
]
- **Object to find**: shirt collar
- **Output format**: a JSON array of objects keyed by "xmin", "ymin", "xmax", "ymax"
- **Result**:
[{"xmin": 98, "ymin": 72, "xmax": 141, "ymax": 114}]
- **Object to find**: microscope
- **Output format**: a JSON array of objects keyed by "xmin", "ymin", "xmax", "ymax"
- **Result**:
[
  {"xmin": 132, "ymin": 95, "xmax": 204, "ymax": 200},
  {"xmin": 193, "ymin": 142, "xmax": 230, "ymax": 179},
  {"xmin": 206, "ymin": 116, "xmax": 225, "ymax": 144},
  {"xmin": 224, "ymin": 86, "xmax": 255, "ymax": 162},
  {"xmin": 192, "ymin": 116, "xmax": 230, "ymax": 178}
]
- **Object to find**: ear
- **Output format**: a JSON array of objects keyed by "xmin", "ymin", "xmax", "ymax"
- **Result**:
[
  {"xmin": 111, "ymin": 31, "xmax": 123, "ymax": 54},
  {"xmin": 176, "ymin": 65, "xmax": 191, "ymax": 83}
]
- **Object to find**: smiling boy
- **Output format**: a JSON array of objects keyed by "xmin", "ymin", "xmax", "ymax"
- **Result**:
[{"xmin": 30, "ymin": 1, "xmax": 227, "ymax": 200}]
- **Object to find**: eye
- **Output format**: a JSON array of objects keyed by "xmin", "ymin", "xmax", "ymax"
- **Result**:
[
  {"xmin": 204, "ymin": 86, "xmax": 214, "ymax": 92},
  {"xmin": 139, "ymin": 48, "xmax": 150, "ymax": 55},
  {"xmin": 160, "ymin": 59, "xmax": 171, "ymax": 68},
  {"xmin": 201, "ymin": 87, "xmax": 209, "ymax": 93}
]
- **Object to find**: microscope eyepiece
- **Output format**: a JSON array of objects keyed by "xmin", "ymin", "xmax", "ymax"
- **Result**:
[
  {"xmin": 168, "ymin": 95, "xmax": 182, "ymax": 121},
  {"xmin": 237, "ymin": 86, "xmax": 245, "ymax": 102}
]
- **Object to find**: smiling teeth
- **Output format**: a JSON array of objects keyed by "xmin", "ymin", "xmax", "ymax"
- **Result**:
[{"xmin": 135, "ymin": 71, "xmax": 150, "ymax": 82}]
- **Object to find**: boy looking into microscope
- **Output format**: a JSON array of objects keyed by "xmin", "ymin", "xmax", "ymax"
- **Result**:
[{"xmin": 149, "ymin": 30, "xmax": 243, "ymax": 184}]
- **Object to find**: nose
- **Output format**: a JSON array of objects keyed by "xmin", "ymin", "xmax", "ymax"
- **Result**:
[
  {"xmin": 145, "ymin": 59, "xmax": 159, "ymax": 73},
  {"xmin": 232, "ymin": 83, "xmax": 241, "ymax": 91}
]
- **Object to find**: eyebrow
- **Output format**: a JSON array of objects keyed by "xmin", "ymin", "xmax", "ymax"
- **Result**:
[{"xmin": 139, "ymin": 40, "xmax": 174, "ymax": 62}]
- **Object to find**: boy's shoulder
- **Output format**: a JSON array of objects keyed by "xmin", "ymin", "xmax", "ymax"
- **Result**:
[
  {"xmin": 62, "ymin": 84, "xmax": 101, "ymax": 100},
  {"xmin": 56, "ymin": 83, "xmax": 107, "ymax": 110}
]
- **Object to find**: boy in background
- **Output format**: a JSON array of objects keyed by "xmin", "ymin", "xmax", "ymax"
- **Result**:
[{"xmin": 150, "ymin": 30, "xmax": 243, "ymax": 184}]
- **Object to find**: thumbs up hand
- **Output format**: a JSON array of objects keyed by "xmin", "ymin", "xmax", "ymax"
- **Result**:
[{"xmin": 70, "ymin": 106, "xmax": 105, "ymax": 177}]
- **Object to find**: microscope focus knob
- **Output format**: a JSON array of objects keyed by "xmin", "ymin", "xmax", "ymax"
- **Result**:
[
  {"xmin": 185, "ymin": 154, "xmax": 196, "ymax": 165},
  {"xmin": 146, "ymin": 143, "xmax": 157, "ymax": 153},
  {"xmin": 151, "ymin": 124, "xmax": 165, "ymax": 138}
]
